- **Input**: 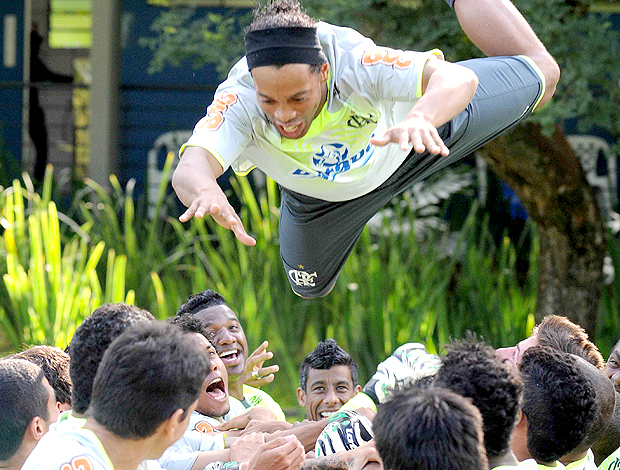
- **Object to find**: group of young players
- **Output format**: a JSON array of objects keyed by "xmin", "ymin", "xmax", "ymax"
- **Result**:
[{"xmin": 3, "ymin": 290, "xmax": 620, "ymax": 470}]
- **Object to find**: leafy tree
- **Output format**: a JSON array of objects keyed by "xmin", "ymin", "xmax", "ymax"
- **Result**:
[{"xmin": 141, "ymin": 0, "xmax": 620, "ymax": 335}]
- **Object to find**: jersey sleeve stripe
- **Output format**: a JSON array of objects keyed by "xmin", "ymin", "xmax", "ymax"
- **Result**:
[
  {"xmin": 516, "ymin": 54, "xmax": 547, "ymax": 110},
  {"xmin": 417, "ymin": 49, "xmax": 445, "ymax": 97}
]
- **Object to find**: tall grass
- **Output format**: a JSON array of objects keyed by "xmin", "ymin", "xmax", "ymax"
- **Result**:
[{"xmin": 2, "ymin": 163, "xmax": 619, "ymax": 416}]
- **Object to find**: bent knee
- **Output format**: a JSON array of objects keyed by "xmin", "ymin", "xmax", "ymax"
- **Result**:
[{"xmin": 533, "ymin": 54, "xmax": 560, "ymax": 110}]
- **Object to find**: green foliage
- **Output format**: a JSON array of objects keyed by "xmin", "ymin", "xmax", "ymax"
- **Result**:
[
  {"xmin": 139, "ymin": 7, "xmax": 251, "ymax": 78},
  {"xmin": 0, "ymin": 177, "xmax": 133, "ymax": 349},
  {"xmin": 3, "ymin": 166, "xmax": 620, "ymax": 415}
]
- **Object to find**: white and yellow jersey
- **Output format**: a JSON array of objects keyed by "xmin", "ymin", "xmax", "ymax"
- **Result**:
[
  {"xmin": 598, "ymin": 446, "xmax": 620, "ymax": 470},
  {"xmin": 242, "ymin": 384, "xmax": 286, "ymax": 421},
  {"xmin": 566, "ymin": 449, "xmax": 597, "ymax": 470},
  {"xmin": 181, "ymin": 21, "xmax": 442, "ymax": 202},
  {"xmin": 158, "ymin": 398, "xmax": 245, "ymax": 470},
  {"xmin": 186, "ymin": 396, "xmax": 247, "ymax": 433},
  {"xmin": 493, "ymin": 459, "xmax": 541, "ymax": 470},
  {"xmin": 22, "ymin": 427, "xmax": 113, "ymax": 470}
]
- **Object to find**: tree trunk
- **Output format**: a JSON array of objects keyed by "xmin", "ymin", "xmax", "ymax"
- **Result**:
[{"xmin": 478, "ymin": 123, "xmax": 606, "ymax": 336}]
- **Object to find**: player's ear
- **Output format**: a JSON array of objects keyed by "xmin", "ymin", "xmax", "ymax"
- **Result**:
[
  {"xmin": 297, "ymin": 387, "xmax": 306, "ymax": 407},
  {"xmin": 354, "ymin": 384, "xmax": 362, "ymax": 394},
  {"xmin": 320, "ymin": 62, "xmax": 329, "ymax": 82},
  {"xmin": 162, "ymin": 408, "xmax": 186, "ymax": 438},
  {"xmin": 28, "ymin": 416, "xmax": 47, "ymax": 441},
  {"xmin": 515, "ymin": 409, "xmax": 525, "ymax": 428}
]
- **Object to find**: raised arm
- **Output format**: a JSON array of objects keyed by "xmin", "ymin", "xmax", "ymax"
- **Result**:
[
  {"xmin": 452, "ymin": 0, "xmax": 560, "ymax": 109},
  {"xmin": 172, "ymin": 146, "xmax": 256, "ymax": 246}
]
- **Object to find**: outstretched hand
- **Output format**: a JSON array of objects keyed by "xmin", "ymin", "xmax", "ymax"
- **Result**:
[
  {"xmin": 179, "ymin": 188, "xmax": 256, "ymax": 246},
  {"xmin": 242, "ymin": 341, "xmax": 280, "ymax": 388},
  {"xmin": 370, "ymin": 113, "xmax": 449, "ymax": 156}
]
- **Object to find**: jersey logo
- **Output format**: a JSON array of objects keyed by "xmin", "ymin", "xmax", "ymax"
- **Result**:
[
  {"xmin": 197, "ymin": 92, "xmax": 238, "ymax": 131},
  {"xmin": 194, "ymin": 421, "xmax": 215, "ymax": 433},
  {"xmin": 288, "ymin": 269, "xmax": 318, "ymax": 287},
  {"xmin": 313, "ymin": 143, "xmax": 350, "ymax": 176},
  {"xmin": 291, "ymin": 141, "xmax": 375, "ymax": 181},
  {"xmin": 61, "ymin": 456, "xmax": 94, "ymax": 470},
  {"xmin": 362, "ymin": 47, "xmax": 414, "ymax": 70},
  {"xmin": 347, "ymin": 113, "xmax": 377, "ymax": 129},
  {"xmin": 605, "ymin": 458, "xmax": 620, "ymax": 470}
]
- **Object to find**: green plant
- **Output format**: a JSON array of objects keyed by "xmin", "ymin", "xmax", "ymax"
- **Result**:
[
  {"xmin": 4, "ymin": 163, "xmax": 620, "ymax": 416},
  {"xmin": 0, "ymin": 178, "xmax": 133, "ymax": 349}
]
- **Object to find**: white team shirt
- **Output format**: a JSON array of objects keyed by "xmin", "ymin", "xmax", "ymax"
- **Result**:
[
  {"xmin": 46, "ymin": 412, "xmax": 164, "ymax": 470},
  {"xmin": 181, "ymin": 21, "xmax": 442, "ymax": 202},
  {"xmin": 538, "ymin": 461, "xmax": 568, "ymax": 470},
  {"xmin": 158, "ymin": 398, "xmax": 245, "ymax": 470},
  {"xmin": 599, "ymin": 446, "xmax": 620, "ymax": 470},
  {"xmin": 187, "ymin": 396, "xmax": 247, "ymax": 432},
  {"xmin": 493, "ymin": 459, "xmax": 544, "ymax": 470},
  {"xmin": 22, "ymin": 427, "xmax": 113, "ymax": 470},
  {"xmin": 242, "ymin": 384, "xmax": 286, "ymax": 421}
]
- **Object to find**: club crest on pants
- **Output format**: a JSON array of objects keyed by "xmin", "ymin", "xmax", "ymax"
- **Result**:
[{"xmin": 288, "ymin": 269, "xmax": 318, "ymax": 287}]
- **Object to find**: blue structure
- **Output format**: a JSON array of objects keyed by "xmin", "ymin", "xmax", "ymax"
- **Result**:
[{"xmin": 0, "ymin": 1, "xmax": 25, "ymax": 172}]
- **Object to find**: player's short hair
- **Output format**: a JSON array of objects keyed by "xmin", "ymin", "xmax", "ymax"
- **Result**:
[
  {"xmin": 299, "ymin": 339, "xmax": 357, "ymax": 392},
  {"xmin": 374, "ymin": 385, "xmax": 488, "ymax": 470},
  {"xmin": 433, "ymin": 338, "xmax": 523, "ymax": 458},
  {"xmin": 519, "ymin": 346, "xmax": 598, "ymax": 463},
  {"xmin": 0, "ymin": 359, "xmax": 50, "ymax": 461},
  {"xmin": 88, "ymin": 322, "xmax": 209, "ymax": 439},
  {"xmin": 14, "ymin": 345, "xmax": 72, "ymax": 406},
  {"xmin": 533, "ymin": 315, "xmax": 604, "ymax": 370},
  {"xmin": 176, "ymin": 289, "xmax": 227, "ymax": 317},
  {"xmin": 68, "ymin": 303, "xmax": 154, "ymax": 414}
]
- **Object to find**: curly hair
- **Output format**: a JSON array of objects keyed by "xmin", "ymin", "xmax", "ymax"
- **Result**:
[
  {"xmin": 246, "ymin": 0, "xmax": 318, "ymax": 33},
  {"xmin": 14, "ymin": 345, "xmax": 72, "ymax": 406},
  {"xmin": 176, "ymin": 289, "xmax": 227, "ymax": 317},
  {"xmin": 433, "ymin": 338, "xmax": 523, "ymax": 458},
  {"xmin": 167, "ymin": 313, "xmax": 217, "ymax": 345}
]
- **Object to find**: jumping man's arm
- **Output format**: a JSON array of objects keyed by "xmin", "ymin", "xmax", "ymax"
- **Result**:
[
  {"xmin": 370, "ymin": 57, "xmax": 478, "ymax": 154},
  {"xmin": 172, "ymin": 146, "xmax": 256, "ymax": 246}
]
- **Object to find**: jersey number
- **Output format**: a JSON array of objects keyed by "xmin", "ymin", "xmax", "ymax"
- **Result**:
[
  {"xmin": 198, "ymin": 93, "xmax": 238, "ymax": 131},
  {"xmin": 194, "ymin": 421, "xmax": 215, "ymax": 433},
  {"xmin": 61, "ymin": 457, "xmax": 94, "ymax": 470},
  {"xmin": 362, "ymin": 47, "xmax": 413, "ymax": 69}
]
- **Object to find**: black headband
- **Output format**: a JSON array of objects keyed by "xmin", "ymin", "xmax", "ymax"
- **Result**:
[{"xmin": 244, "ymin": 27, "xmax": 327, "ymax": 70}]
